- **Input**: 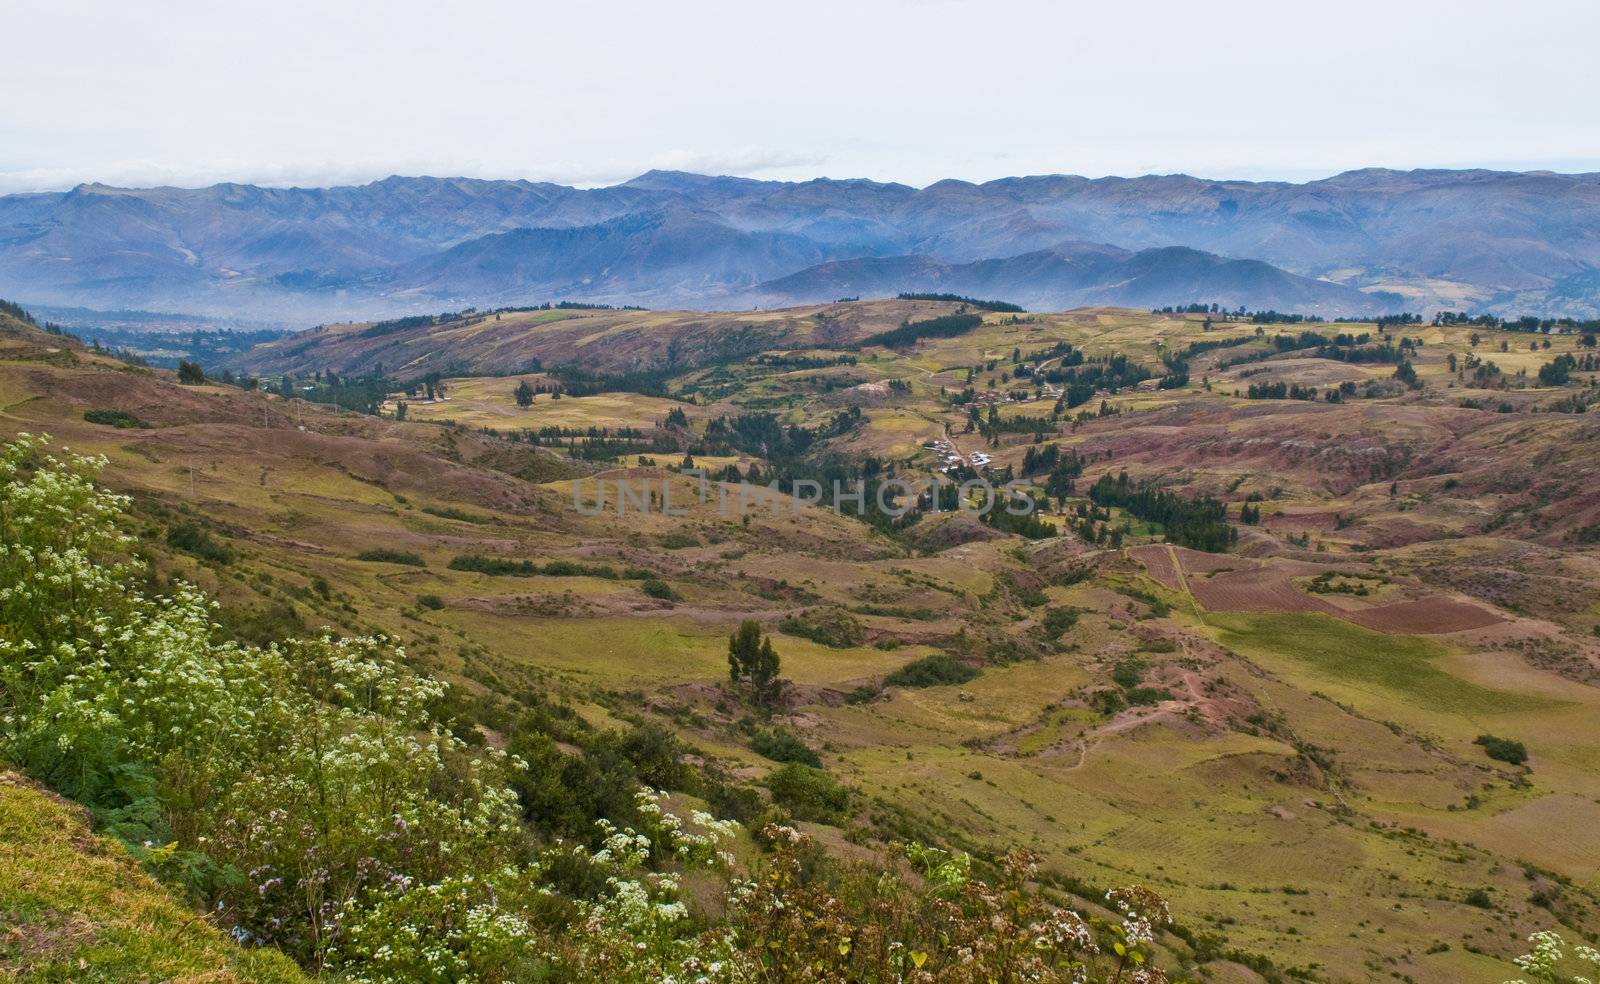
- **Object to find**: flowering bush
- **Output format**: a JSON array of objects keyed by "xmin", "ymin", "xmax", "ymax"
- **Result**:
[
  {"xmin": 731, "ymin": 824, "xmax": 1169, "ymax": 983},
  {"xmin": 1503, "ymin": 930, "xmax": 1600, "ymax": 983},
  {"xmin": 332, "ymin": 792, "xmax": 743, "ymax": 984},
  {"xmin": 0, "ymin": 438, "xmax": 523, "ymax": 963}
]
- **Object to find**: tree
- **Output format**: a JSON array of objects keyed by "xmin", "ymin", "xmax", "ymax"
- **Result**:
[
  {"xmin": 728, "ymin": 620, "xmax": 781, "ymax": 706},
  {"xmin": 176, "ymin": 360, "xmax": 206, "ymax": 385},
  {"xmin": 514, "ymin": 379, "xmax": 535, "ymax": 408}
]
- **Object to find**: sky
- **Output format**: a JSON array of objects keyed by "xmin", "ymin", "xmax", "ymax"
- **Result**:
[{"xmin": 4, "ymin": 0, "xmax": 1599, "ymax": 194}]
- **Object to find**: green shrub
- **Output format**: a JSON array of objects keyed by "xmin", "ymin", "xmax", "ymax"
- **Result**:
[
  {"xmin": 448, "ymin": 554, "xmax": 626, "ymax": 579},
  {"xmin": 1111, "ymin": 658, "xmax": 1146, "ymax": 690},
  {"xmin": 420, "ymin": 504, "xmax": 492, "ymax": 524},
  {"xmin": 1040, "ymin": 607, "xmax": 1079, "ymax": 640},
  {"xmin": 660, "ymin": 531, "xmax": 702, "ymax": 549},
  {"xmin": 166, "ymin": 522, "xmax": 234, "ymax": 564},
  {"xmin": 355, "ymin": 548, "xmax": 427, "ymax": 566},
  {"xmin": 750, "ymin": 727, "xmax": 822, "ymax": 768},
  {"xmin": 416, "ymin": 594, "xmax": 446, "ymax": 610},
  {"xmin": 641, "ymin": 578, "xmax": 676, "ymax": 600},
  {"xmin": 764, "ymin": 763, "xmax": 849, "ymax": 823},
  {"xmin": 1475, "ymin": 734, "xmax": 1529, "ymax": 766},
  {"xmin": 1125, "ymin": 686, "xmax": 1173, "ymax": 706},
  {"xmin": 1090, "ymin": 689, "xmax": 1127, "ymax": 716},
  {"xmin": 83, "ymin": 408, "xmax": 150, "ymax": 429},
  {"xmin": 884, "ymin": 653, "xmax": 979, "ymax": 688},
  {"xmin": 778, "ymin": 607, "xmax": 866, "ymax": 648},
  {"xmin": 845, "ymin": 684, "xmax": 881, "ymax": 705}
]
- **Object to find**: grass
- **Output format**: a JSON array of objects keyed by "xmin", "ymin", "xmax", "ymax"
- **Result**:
[
  {"xmin": 1205, "ymin": 612, "xmax": 1554, "ymax": 716},
  {"xmin": 0, "ymin": 773, "xmax": 310, "ymax": 983}
]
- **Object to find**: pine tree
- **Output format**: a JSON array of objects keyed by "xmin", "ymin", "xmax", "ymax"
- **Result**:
[{"xmin": 728, "ymin": 620, "xmax": 781, "ymax": 706}]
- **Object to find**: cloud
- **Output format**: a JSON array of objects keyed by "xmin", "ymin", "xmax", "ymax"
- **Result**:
[{"xmin": 0, "ymin": 148, "xmax": 832, "ymax": 195}]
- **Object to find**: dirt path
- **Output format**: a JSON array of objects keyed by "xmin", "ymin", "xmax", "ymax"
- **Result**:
[{"xmin": 1167, "ymin": 545, "xmax": 1205, "ymax": 618}]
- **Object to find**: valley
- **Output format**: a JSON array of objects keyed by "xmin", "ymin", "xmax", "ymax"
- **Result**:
[{"xmin": 7, "ymin": 296, "xmax": 1600, "ymax": 981}]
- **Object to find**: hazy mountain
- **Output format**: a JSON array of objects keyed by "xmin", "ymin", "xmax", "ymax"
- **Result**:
[
  {"xmin": 3, "ymin": 168, "xmax": 1599, "ymax": 324},
  {"xmin": 750, "ymin": 242, "xmax": 1395, "ymax": 315}
]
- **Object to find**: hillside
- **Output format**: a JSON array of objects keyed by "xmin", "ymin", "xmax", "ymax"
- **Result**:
[
  {"xmin": 0, "ymin": 772, "xmax": 309, "ymax": 982},
  {"xmin": 7, "ymin": 298, "xmax": 1600, "ymax": 981},
  {"xmin": 228, "ymin": 297, "xmax": 960, "ymax": 377},
  {"xmin": 5, "ymin": 168, "xmax": 1600, "ymax": 323}
]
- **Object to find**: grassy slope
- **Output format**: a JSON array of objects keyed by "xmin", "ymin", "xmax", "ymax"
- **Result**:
[{"xmin": 0, "ymin": 773, "xmax": 309, "ymax": 983}]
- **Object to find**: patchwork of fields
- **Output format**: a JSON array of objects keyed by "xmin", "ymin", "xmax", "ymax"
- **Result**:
[{"xmin": 8, "ymin": 298, "xmax": 1600, "ymax": 982}]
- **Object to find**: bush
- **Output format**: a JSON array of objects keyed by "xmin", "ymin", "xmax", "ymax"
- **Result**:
[
  {"xmin": 166, "ymin": 522, "xmax": 234, "ymax": 564},
  {"xmin": 448, "ymin": 554, "xmax": 627, "ymax": 579},
  {"xmin": 1475, "ymin": 734, "xmax": 1529, "ymax": 766},
  {"xmin": 83, "ymin": 408, "xmax": 150, "ymax": 429},
  {"xmin": 416, "ymin": 593, "xmax": 446, "ymax": 610},
  {"xmin": 884, "ymin": 653, "xmax": 979, "ymax": 689},
  {"xmin": 641, "ymin": 578, "xmax": 676, "ymax": 600},
  {"xmin": 777, "ymin": 607, "xmax": 866, "ymax": 648},
  {"xmin": 750, "ymin": 727, "xmax": 822, "ymax": 768},
  {"xmin": 355, "ymin": 548, "xmax": 427, "ymax": 566},
  {"xmin": 845, "ymin": 684, "xmax": 881, "ymax": 705},
  {"xmin": 660, "ymin": 531, "xmax": 701, "ymax": 549},
  {"xmin": 1040, "ymin": 607, "xmax": 1079, "ymax": 640},
  {"xmin": 763, "ymin": 763, "xmax": 849, "ymax": 823},
  {"xmin": 1111, "ymin": 658, "xmax": 1146, "ymax": 690},
  {"xmin": 1465, "ymin": 888, "xmax": 1494, "ymax": 909}
]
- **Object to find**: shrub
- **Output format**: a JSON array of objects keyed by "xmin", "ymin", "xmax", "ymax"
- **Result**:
[
  {"xmin": 416, "ymin": 593, "xmax": 446, "ymax": 610},
  {"xmin": 884, "ymin": 653, "xmax": 979, "ymax": 688},
  {"xmin": 420, "ymin": 504, "xmax": 492, "ymax": 524},
  {"xmin": 660, "ymin": 531, "xmax": 701, "ymax": 549},
  {"xmin": 1464, "ymin": 888, "xmax": 1494, "ymax": 909},
  {"xmin": 1125, "ymin": 686, "xmax": 1173, "ymax": 706},
  {"xmin": 641, "ymin": 578, "xmax": 676, "ymax": 600},
  {"xmin": 750, "ymin": 727, "xmax": 822, "ymax": 768},
  {"xmin": 845, "ymin": 684, "xmax": 881, "ymax": 705},
  {"xmin": 1111, "ymin": 658, "xmax": 1146, "ymax": 690},
  {"xmin": 165, "ymin": 521, "xmax": 234, "ymax": 564},
  {"xmin": 764, "ymin": 763, "xmax": 850, "ymax": 823},
  {"xmin": 777, "ymin": 607, "xmax": 866, "ymax": 648},
  {"xmin": 448, "ymin": 554, "xmax": 626, "ymax": 579},
  {"xmin": 1040, "ymin": 606, "xmax": 1079, "ymax": 640},
  {"xmin": 355, "ymin": 547, "xmax": 427, "ymax": 566},
  {"xmin": 83, "ymin": 408, "xmax": 150, "ymax": 429},
  {"xmin": 1475, "ymin": 733, "xmax": 1529, "ymax": 766}
]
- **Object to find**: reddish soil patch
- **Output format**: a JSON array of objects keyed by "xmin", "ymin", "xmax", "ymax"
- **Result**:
[
  {"xmin": 1189, "ymin": 567, "xmax": 1343, "ymax": 615},
  {"xmin": 1129, "ymin": 545, "xmax": 1181, "ymax": 589},
  {"xmin": 1171, "ymin": 547, "xmax": 1252, "ymax": 575},
  {"xmin": 1343, "ymin": 597, "xmax": 1505, "ymax": 634}
]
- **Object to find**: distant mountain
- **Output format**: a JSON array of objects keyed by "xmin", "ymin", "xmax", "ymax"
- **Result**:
[
  {"xmin": 394, "ymin": 207, "xmax": 836, "ymax": 304},
  {"xmin": 3, "ymin": 168, "xmax": 1599, "ymax": 324},
  {"xmin": 750, "ymin": 242, "xmax": 1395, "ymax": 315}
]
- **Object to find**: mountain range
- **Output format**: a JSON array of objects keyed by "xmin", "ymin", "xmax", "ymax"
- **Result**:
[{"xmin": 4, "ymin": 167, "xmax": 1600, "ymax": 325}]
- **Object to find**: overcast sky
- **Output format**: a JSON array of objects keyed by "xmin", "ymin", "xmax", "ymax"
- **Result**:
[{"xmin": 4, "ymin": 0, "xmax": 1598, "ymax": 193}]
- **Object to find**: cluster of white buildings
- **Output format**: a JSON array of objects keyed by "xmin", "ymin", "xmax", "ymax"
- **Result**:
[{"xmin": 924, "ymin": 437, "xmax": 991, "ymax": 472}]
